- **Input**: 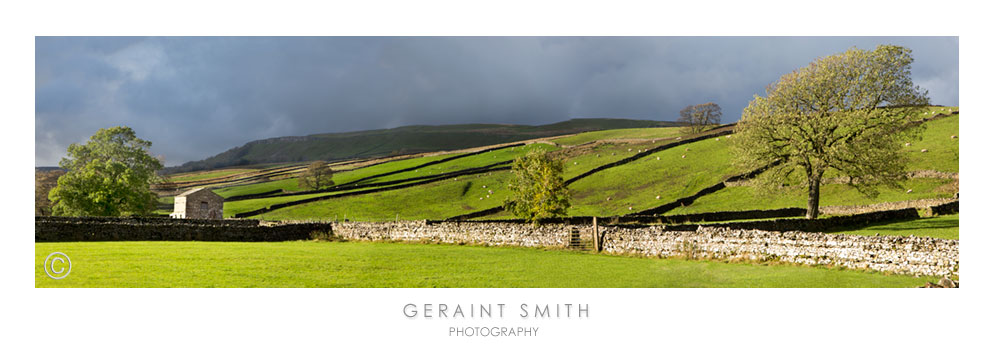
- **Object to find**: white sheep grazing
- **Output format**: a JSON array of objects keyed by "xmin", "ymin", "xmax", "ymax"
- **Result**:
[
  {"xmin": 921, "ymin": 149, "xmax": 928, "ymax": 153},
  {"xmin": 681, "ymin": 155, "xmax": 686, "ymax": 158},
  {"xmin": 606, "ymin": 197, "xmax": 612, "ymax": 201},
  {"xmin": 906, "ymin": 189, "xmax": 913, "ymax": 193},
  {"xmin": 905, "ymin": 142, "xmax": 912, "ymax": 147},
  {"xmin": 656, "ymin": 156, "xmax": 660, "ymax": 160},
  {"xmin": 656, "ymin": 195, "xmax": 661, "ymax": 199}
]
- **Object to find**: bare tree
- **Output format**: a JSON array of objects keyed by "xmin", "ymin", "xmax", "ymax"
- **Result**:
[
  {"xmin": 678, "ymin": 102, "xmax": 722, "ymax": 133},
  {"xmin": 298, "ymin": 161, "xmax": 335, "ymax": 191}
]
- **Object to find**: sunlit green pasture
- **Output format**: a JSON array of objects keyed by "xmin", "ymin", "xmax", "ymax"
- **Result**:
[{"xmin": 35, "ymin": 241, "xmax": 937, "ymax": 288}]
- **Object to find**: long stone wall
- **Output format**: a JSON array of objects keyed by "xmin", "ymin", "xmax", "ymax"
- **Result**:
[
  {"xmin": 35, "ymin": 217, "xmax": 328, "ymax": 242},
  {"xmin": 331, "ymin": 221, "xmax": 958, "ymax": 277}
]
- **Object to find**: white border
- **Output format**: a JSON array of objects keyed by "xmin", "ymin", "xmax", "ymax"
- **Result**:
[{"xmin": 4, "ymin": 1, "xmax": 993, "ymax": 351}]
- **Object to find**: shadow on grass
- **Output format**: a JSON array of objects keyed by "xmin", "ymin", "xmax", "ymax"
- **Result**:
[
  {"xmin": 867, "ymin": 219, "xmax": 959, "ymax": 231},
  {"xmin": 829, "ymin": 218, "xmax": 958, "ymax": 234}
]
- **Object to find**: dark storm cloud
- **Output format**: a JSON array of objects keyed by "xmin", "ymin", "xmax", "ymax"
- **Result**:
[{"xmin": 35, "ymin": 36, "xmax": 958, "ymax": 166}]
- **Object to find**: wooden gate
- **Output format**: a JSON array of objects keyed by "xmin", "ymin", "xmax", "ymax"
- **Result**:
[{"xmin": 567, "ymin": 227, "xmax": 595, "ymax": 251}]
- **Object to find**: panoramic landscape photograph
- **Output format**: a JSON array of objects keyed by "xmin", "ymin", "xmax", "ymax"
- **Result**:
[{"xmin": 34, "ymin": 36, "xmax": 959, "ymax": 288}]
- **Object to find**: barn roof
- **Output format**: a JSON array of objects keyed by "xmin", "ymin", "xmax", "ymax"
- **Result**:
[{"xmin": 177, "ymin": 187, "xmax": 220, "ymax": 198}]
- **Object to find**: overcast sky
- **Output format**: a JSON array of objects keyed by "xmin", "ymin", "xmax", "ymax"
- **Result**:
[{"xmin": 35, "ymin": 36, "xmax": 959, "ymax": 167}]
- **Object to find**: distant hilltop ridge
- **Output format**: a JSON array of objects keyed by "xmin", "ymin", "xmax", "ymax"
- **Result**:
[{"xmin": 165, "ymin": 118, "xmax": 682, "ymax": 174}]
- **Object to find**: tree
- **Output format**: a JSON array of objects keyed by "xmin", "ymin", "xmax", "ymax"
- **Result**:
[
  {"xmin": 298, "ymin": 161, "xmax": 335, "ymax": 191},
  {"xmin": 49, "ymin": 126, "xmax": 164, "ymax": 216},
  {"xmin": 35, "ymin": 169, "xmax": 66, "ymax": 216},
  {"xmin": 678, "ymin": 102, "xmax": 723, "ymax": 133},
  {"xmin": 733, "ymin": 45, "xmax": 930, "ymax": 219},
  {"xmin": 503, "ymin": 150, "xmax": 571, "ymax": 224}
]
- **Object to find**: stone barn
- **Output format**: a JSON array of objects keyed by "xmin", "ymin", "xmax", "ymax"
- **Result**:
[{"xmin": 170, "ymin": 188, "xmax": 224, "ymax": 219}]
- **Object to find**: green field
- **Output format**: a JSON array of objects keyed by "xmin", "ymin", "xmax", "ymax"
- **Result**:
[
  {"xmin": 568, "ymin": 136, "xmax": 735, "ymax": 216},
  {"xmin": 560, "ymin": 139, "xmax": 664, "ymax": 179},
  {"xmin": 257, "ymin": 172, "xmax": 514, "ymax": 221},
  {"xmin": 552, "ymin": 127, "xmax": 684, "ymax": 146},
  {"xmin": 352, "ymin": 143, "xmax": 557, "ymax": 185},
  {"xmin": 166, "ymin": 168, "xmax": 257, "ymax": 182},
  {"xmin": 213, "ymin": 154, "xmax": 455, "ymax": 198},
  {"xmin": 831, "ymin": 214, "xmax": 959, "ymax": 240},
  {"xmin": 667, "ymin": 178, "xmax": 956, "ymax": 215},
  {"xmin": 35, "ymin": 241, "xmax": 937, "ymax": 288},
  {"xmin": 906, "ymin": 114, "xmax": 959, "ymax": 172},
  {"xmin": 198, "ymin": 106, "xmax": 958, "ymax": 221}
]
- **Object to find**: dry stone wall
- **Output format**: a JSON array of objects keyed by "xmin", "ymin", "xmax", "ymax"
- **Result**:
[
  {"xmin": 36, "ymin": 217, "xmax": 327, "ymax": 242},
  {"xmin": 332, "ymin": 221, "xmax": 958, "ymax": 277}
]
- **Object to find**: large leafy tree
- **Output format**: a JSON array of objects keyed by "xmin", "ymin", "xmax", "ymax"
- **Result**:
[
  {"xmin": 678, "ymin": 102, "xmax": 722, "ymax": 134},
  {"xmin": 298, "ymin": 161, "xmax": 335, "ymax": 191},
  {"xmin": 503, "ymin": 150, "xmax": 571, "ymax": 224},
  {"xmin": 733, "ymin": 45, "xmax": 930, "ymax": 219},
  {"xmin": 49, "ymin": 126, "xmax": 164, "ymax": 217}
]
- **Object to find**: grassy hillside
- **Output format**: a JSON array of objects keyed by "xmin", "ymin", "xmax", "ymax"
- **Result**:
[
  {"xmin": 167, "ymin": 168, "xmax": 259, "ymax": 183},
  {"xmin": 213, "ymin": 154, "xmax": 455, "ymax": 198},
  {"xmin": 666, "ymin": 178, "xmax": 956, "ymax": 215},
  {"xmin": 214, "ymin": 106, "xmax": 957, "ymax": 222},
  {"xmin": 552, "ymin": 126, "xmax": 685, "ymax": 145},
  {"xmin": 830, "ymin": 214, "xmax": 959, "ymax": 240},
  {"xmin": 906, "ymin": 113, "xmax": 958, "ymax": 172},
  {"xmin": 256, "ymin": 172, "xmax": 514, "ymax": 221},
  {"xmin": 213, "ymin": 143, "xmax": 557, "ymax": 202},
  {"xmin": 36, "ymin": 241, "xmax": 937, "ymax": 288},
  {"xmin": 566, "ymin": 136, "xmax": 735, "ymax": 216},
  {"xmin": 169, "ymin": 118, "xmax": 680, "ymax": 173}
]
